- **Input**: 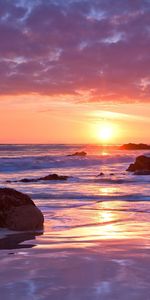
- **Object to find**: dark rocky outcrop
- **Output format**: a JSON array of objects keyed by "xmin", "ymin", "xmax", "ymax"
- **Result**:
[
  {"xmin": 97, "ymin": 172, "xmax": 115, "ymax": 177},
  {"xmin": 38, "ymin": 174, "xmax": 68, "ymax": 181},
  {"xmin": 67, "ymin": 151, "xmax": 87, "ymax": 157},
  {"xmin": 97, "ymin": 172, "xmax": 105, "ymax": 176},
  {"xmin": 127, "ymin": 155, "xmax": 150, "ymax": 174},
  {"xmin": 0, "ymin": 188, "xmax": 44, "ymax": 231},
  {"xmin": 120, "ymin": 143, "xmax": 150, "ymax": 150},
  {"xmin": 6, "ymin": 173, "xmax": 69, "ymax": 183}
]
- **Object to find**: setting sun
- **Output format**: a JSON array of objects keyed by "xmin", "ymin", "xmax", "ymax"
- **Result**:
[
  {"xmin": 95, "ymin": 123, "xmax": 117, "ymax": 143},
  {"xmin": 99, "ymin": 124, "xmax": 113, "ymax": 141}
]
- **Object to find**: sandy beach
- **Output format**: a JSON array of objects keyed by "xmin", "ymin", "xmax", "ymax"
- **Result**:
[{"xmin": 0, "ymin": 198, "xmax": 150, "ymax": 300}]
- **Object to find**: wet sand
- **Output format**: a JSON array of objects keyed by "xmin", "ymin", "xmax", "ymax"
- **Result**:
[{"xmin": 0, "ymin": 200, "xmax": 150, "ymax": 300}]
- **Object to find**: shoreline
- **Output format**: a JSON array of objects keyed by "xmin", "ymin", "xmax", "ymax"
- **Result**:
[{"xmin": 0, "ymin": 199, "xmax": 150, "ymax": 299}]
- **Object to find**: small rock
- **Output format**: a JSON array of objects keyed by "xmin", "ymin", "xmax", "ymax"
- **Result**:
[
  {"xmin": 67, "ymin": 151, "xmax": 87, "ymax": 157},
  {"xmin": 39, "ymin": 174, "xmax": 68, "ymax": 181},
  {"xmin": 97, "ymin": 172, "xmax": 104, "ymax": 176}
]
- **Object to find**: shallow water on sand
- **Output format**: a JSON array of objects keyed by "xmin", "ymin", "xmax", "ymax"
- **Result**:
[
  {"xmin": 0, "ymin": 200, "xmax": 150, "ymax": 300},
  {"xmin": 0, "ymin": 144, "xmax": 150, "ymax": 299}
]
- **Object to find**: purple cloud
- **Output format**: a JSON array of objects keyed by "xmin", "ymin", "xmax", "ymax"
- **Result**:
[{"xmin": 0, "ymin": 0, "xmax": 149, "ymax": 101}]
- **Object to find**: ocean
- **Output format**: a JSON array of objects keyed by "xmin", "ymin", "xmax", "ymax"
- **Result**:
[{"xmin": 0, "ymin": 144, "xmax": 150, "ymax": 300}]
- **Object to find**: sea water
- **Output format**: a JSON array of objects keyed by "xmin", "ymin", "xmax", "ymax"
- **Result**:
[{"xmin": 0, "ymin": 144, "xmax": 150, "ymax": 300}]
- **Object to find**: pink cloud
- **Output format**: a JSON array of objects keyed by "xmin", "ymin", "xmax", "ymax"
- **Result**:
[{"xmin": 0, "ymin": 0, "xmax": 149, "ymax": 101}]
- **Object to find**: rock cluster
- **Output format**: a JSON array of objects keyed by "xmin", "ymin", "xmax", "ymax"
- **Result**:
[
  {"xmin": 120, "ymin": 143, "xmax": 150, "ymax": 150},
  {"xmin": 6, "ymin": 173, "xmax": 69, "ymax": 183},
  {"xmin": 67, "ymin": 151, "xmax": 87, "ymax": 157},
  {"xmin": 0, "ymin": 188, "xmax": 44, "ymax": 231}
]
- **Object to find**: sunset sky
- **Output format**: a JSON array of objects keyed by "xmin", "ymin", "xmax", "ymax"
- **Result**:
[{"xmin": 0, "ymin": 0, "xmax": 150, "ymax": 144}]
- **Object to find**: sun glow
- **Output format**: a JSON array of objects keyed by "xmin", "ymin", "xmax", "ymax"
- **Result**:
[
  {"xmin": 99, "ymin": 125, "xmax": 113, "ymax": 141},
  {"xmin": 96, "ymin": 123, "xmax": 117, "ymax": 143}
]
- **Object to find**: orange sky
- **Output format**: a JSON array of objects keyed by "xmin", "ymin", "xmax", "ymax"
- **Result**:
[{"xmin": 0, "ymin": 94, "xmax": 150, "ymax": 144}]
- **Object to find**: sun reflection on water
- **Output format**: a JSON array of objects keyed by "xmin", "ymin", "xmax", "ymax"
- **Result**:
[{"xmin": 99, "ymin": 186, "xmax": 120, "ymax": 196}]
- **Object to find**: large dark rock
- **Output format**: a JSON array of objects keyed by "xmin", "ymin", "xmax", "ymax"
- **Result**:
[
  {"xmin": 120, "ymin": 143, "xmax": 150, "ymax": 150},
  {"xmin": 127, "ymin": 155, "xmax": 150, "ymax": 174},
  {"xmin": 0, "ymin": 188, "xmax": 44, "ymax": 231},
  {"xmin": 6, "ymin": 173, "xmax": 69, "ymax": 183},
  {"xmin": 67, "ymin": 151, "xmax": 87, "ymax": 157}
]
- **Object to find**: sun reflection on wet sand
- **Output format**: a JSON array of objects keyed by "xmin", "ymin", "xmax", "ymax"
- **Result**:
[{"xmin": 37, "ymin": 200, "xmax": 150, "ymax": 252}]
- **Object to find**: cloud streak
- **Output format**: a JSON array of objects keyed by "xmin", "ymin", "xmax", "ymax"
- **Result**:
[{"xmin": 0, "ymin": 0, "xmax": 150, "ymax": 102}]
